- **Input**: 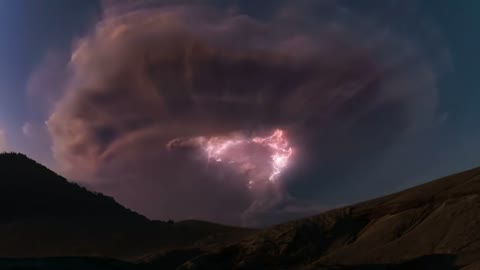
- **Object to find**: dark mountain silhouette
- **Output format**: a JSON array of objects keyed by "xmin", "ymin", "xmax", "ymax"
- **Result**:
[
  {"xmin": 0, "ymin": 153, "xmax": 145, "ymax": 222},
  {"xmin": 0, "ymin": 153, "xmax": 479, "ymax": 269},
  {"xmin": 0, "ymin": 153, "xmax": 252, "ymax": 259}
]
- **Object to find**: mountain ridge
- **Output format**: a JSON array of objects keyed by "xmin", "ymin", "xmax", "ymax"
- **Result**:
[
  {"xmin": 1, "ymin": 152, "xmax": 479, "ymax": 269},
  {"xmin": 0, "ymin": 153, "xmax": 253, "ymax": 260},
  {"xmin": 0, "ymin": 152, "xmax": 147, "ymax": 222},
  {"xmin": 176, "ymin": 166, "xmax": 480, "ymax": 269}
]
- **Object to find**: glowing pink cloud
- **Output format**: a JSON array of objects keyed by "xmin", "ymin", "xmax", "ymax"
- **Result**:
[
  {"xmin": 193, "ymin": 129, "xmax": 294, "ymax": 187},
  {"xmin": 252, "ymin": 129, "xmax": 293, "ymax": 181},
  {"xmin": 41, "ymin": 0, "xmax": 446, "ymax": 226}
]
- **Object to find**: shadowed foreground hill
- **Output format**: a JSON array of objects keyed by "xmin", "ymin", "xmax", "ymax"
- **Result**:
[
  {"xmin": 0, "ymin": 153, "xmax": 251, "ymax": 259},
  {"xmin": 1, "ymin": 153, "xmax": 480, "ymax": 269},
  {"xmin": 175, "ymin": 167, "xmax": 480, "ymax": 270},
  {"xmin": 0, "ymin": 153, "xmax": 145, "ymax": 222}
]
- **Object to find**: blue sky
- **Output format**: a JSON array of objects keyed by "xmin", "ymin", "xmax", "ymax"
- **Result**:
[
  {"xmin": 0, "ymin": 0, "xmax": 99, "ymax": 161},
  {"xmin": 0, "ymin": 0, "xmax": 99, "ymax": 126}
]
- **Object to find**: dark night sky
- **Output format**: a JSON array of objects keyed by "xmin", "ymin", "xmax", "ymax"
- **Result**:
[{"xmin": 0, "ymin": 0, "xmax": 479, "ymax": 226}]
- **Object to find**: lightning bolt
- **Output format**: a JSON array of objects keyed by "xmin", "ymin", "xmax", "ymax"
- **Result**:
[{"xmin": 201, "ymin": 129, "xmax": 293, "ymax": 184}]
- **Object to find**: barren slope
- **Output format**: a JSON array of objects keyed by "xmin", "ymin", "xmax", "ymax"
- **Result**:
[{"xmin": 179, "ymin": 167, "xmax": 480, "ymax": 270}]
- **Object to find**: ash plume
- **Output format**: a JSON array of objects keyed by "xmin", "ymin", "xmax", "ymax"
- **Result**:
[{"xmin": 41, "ymin": 0, "xmax": 447, "ymax": 225}]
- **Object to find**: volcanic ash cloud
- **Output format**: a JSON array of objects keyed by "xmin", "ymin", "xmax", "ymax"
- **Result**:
[{"xmin": 44, "ymin": 1, "xmax": 445, "ymax": 225}]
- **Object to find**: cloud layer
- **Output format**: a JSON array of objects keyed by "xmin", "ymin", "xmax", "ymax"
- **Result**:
[{"xmin": 43, "ymin": 1, "xmax": 445, "ymax": 225}]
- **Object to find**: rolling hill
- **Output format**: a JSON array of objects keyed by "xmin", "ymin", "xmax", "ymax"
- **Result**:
[
  {"xmin": 178, "ymin": 167, "xmax": 480, "ymax": 270},
  {"xmin": 1, "ymin": 152, "xmax": 480, "ymax": 269},
  {"xmin": 0, "ymin": 153, "xmax": 252, "ymax": 260}
]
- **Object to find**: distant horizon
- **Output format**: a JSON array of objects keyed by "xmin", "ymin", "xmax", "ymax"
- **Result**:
[{"xmin": 1, "ymin": 150, "xmax": 478, "ymax": 229}]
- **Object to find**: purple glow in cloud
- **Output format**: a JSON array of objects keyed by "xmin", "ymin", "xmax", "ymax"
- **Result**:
[{"xmin": 37, "ymin": 0, "xmax": 445, "ymax": 225}]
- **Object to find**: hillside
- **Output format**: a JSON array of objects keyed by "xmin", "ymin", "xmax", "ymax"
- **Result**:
[
  {"xmin": 173, "ymin": 167, "xmax": 480, "ymax": 270},
  {"xmin": 2, "ymin": 152, "xmax": 480, "ymax": 269},
  {"xmin": 0, "ymin": 153, "xmax": 252, "ymax": 259},
  {"xmin": 0, "ymin": 153, "xmax": 146, "ymax": 222}
]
